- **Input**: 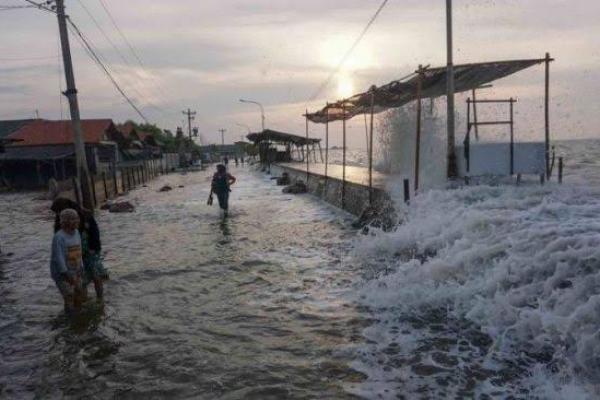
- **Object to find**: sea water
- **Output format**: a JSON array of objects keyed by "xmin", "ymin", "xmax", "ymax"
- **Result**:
[{"xmin": 350, "ymin": 139, "xmax": 600, "ymax": 399}]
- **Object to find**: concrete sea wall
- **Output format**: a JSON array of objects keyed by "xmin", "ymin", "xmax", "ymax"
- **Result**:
[{"xmin": 270, "ymin": 164, "xmax": 391, "ymax": 217}]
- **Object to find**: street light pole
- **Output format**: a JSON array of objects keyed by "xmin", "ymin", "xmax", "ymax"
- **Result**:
[
  {"xmin": 239, "ymin": 99, "xmax": 265, "ymax": 131},
  {"xmin": 219, "ymin": 129, "xmax": 227, "ymax": 146},
  {"xmin": 56, "ymin": 0, "xmax": 93, "ymax": 209}
]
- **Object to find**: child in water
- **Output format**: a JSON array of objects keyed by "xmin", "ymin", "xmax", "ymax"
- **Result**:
[
  {"xmin": 50, "ymin": 208, "xmax": 84, "ymax": 314},
  {"xmin": 210, "ymin": 164, "xmax": 236, "ymax": 216}
]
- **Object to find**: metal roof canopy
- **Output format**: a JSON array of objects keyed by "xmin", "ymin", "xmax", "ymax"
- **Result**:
[
  {"xmin": 0, "ymin": 145, "xmax": 75, "ymax": 161},
  {"xmin": 247, "ymin": 129, "xmax": 321, "ymax": 146},
  {"xmin": 306, "ymin": 58, "xmax": 551, "ymax": 123}
]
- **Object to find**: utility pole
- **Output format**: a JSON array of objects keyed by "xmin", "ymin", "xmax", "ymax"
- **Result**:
[
  {"xmin": 446, "ymin": 0, "xmax": 457, "ymax": 178},
  {"xmin": 56, "ymin": 0, "xmax": 93, "ymax": 209},
  {"xmin": 218, "ymin": 129, "xmax": 226, "ymax": 146},
  {"xmin": 182, "ymin": 108, "xmax": 196, "ymax": 140}
]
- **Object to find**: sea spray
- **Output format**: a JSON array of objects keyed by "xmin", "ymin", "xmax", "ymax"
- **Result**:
[{"xmin": 351, "ymin": 181, "xmax": 600, "ymax": 398}]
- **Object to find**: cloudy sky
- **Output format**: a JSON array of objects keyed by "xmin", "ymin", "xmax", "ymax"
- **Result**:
[{"xmin": 0, "ymin": 0, "xmax": 599, "ymax": 147}]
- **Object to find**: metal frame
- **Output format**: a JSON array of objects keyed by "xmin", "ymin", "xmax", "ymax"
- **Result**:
[{"xmin": 465, "ymin": 97, "xmax": 517, "ymax": 174}]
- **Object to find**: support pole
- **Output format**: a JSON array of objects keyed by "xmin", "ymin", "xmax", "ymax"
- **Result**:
[
  {"xmin": 325, "ymin": 103, "xmax": 329, "ymax": 179},
  {"xmin": 558, "ymin": 157, "xmax": 563, "ymax": 184},
  {"xmin": 102, "ymin": 171, "xmax": 108, "ymax": 200},
  {"xmin": 446, "ymin": 0, "xmax": 457, "ymax": 179},
  {"xmin": 318, "ymin": 142, "xmax": 324, "ymax": 163},
  {"xmin": 56, "ymin": 0, "xmax": 93, "ymax": 209},
  {"xmin": 544, "ymin": 52, "xmax": 551, "ymax": 179},
  {"xmin": 342, "ymin": 103, "xmax": 347, "ymax": 209},
  {"xmin": 368, "ymin": 87, "xmax": 375, "ymax": 204},
  {"xmin": 466, "ymin": 98, "xmax": 471, "ymax": 173},
  {"xmin": 472, "ymin": 88, "xmax": 479, "ymax": 140},
  {"xmin": 403, "ymin": 179, "xmax": 410, "ymax": 204},
  {"xmin": 415, "ymin": 66, "xmax": 423, "ymax": 192},
  {"xmin": 305, "ymin": 109, "xmax": 309, "ymax": 182},
  {"xmin": 509, "ymin": 97, "xmax": 515, "ymax": 175}
]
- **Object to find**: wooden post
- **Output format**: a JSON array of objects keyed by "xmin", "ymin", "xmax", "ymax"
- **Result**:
[
  {"xmin": 318, "ymin": 142, "xmax": 324, "ymax": 163},
  {"xmin": 545, "ymin": 52, "xmax": 551, "ymax": 179},
  {"xmin": 342, "ymin": 102, "xmax": 347, "ymax": 209},
  {"xmin": 466, "ymin": 98, "xmax": 471, "ymax": 173},
  {"xmin": 102, "ymin": 171, "xmax": 108, "ymax": 200},
  {"xmin": 414, "ymin": 66, "xmax": 423, "ymax": 192},
  {"xmin": 305, "ymin": 110, "xmax": 309, "ymax": 182},
  {"xmin": 472, "ymin": 88, "xmax": 479, "ymax": 140},
  {"xmin": 403, "ymin": 178, "xmax": 410, "ymax": 204},
  {"xmin": 558, "ymin": 157, "xmax": 563, "ymax": 184},
  {"xmin": 509, "ymin": 97, "xmax": 515, "ymax": 175},
  {"xmin": 325, "ymin": 103, "xmax": 329, "ymax": 179},
  {"xmin": 72, "ymin": 176, "xmax": 81, "ymax": 206},
  {"xmin": 90, "ymin": 174, "xmax": 97, "ymax": 207},
  {"xmin": 369, "ymin": 86, "xmax": 375, "ymax": 204},
  {"xmin": 113, "ymin": 164, "xmax": 118, "ymax": 195}
]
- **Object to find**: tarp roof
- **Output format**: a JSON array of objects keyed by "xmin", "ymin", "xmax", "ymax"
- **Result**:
[
  {"xmin": 247, "ymin": 129, "xmax": 321, "ymax": 145},
  {"xmin": 0, "ymin": 145, "xmax": 75, "ymax": 161},
  {"xmin": 306, "ymin": 58, "xmax": 549, "ymax": 123}
]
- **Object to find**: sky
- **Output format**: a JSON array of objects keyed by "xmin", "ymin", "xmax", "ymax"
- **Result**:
[{"xmin": 0, "ymin": 0, "xmax": 599, "ymax": 147}]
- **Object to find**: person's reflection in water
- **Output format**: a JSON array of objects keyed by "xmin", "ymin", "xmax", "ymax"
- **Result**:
[{"xmin": 219, "ymin": 218, "xmax": 231, "ymax": 237}]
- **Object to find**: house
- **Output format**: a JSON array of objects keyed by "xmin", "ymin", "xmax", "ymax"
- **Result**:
[
  {"xmin": 116, "ymin": 122, "xmax": 162, "ymax": 164},
  {"xmin": 0, "ymin": 119, "xmax": 121, "ymax": 188}
]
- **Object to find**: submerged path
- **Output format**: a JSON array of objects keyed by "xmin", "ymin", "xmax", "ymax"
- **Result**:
[{"xmin": 0, "ymin": 166, "xmax": 369, "ymax": 399}]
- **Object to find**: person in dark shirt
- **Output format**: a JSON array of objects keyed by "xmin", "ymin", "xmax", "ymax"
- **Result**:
[
  {"xmin": 51, "ymin": 198, "xmax": 108, "ymax": 300},
  {"xmin": 210, "ymin": 164, "xmax": 236, "ymax": 215}
]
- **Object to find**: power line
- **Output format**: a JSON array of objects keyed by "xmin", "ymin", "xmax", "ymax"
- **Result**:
[
  {"xmin": 73, "ymin": 0, "xmax": 169, "ymax": 117},
  {"xmin": 308, "ymin": 0, "xmax": 389, "ymax": 102},
  {"xmin": 67, "ymin": 18, "xmax": 149, "ymax": 123},
  {"xmin": 94, "ymin": 0, "xmax": 178, "ymax": 111},
  {"xmin": 21, "ymin": 0, "xmax": 150, "ymax": 123},
  {"xmin": 95, "ymin": 0, "xmax": 144, "ymax": 67}
]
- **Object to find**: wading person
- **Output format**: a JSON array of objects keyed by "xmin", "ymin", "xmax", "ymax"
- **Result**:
[
  {"xmin": 209, "ymin": 164, "xmax": 236, "ymax": 216},
  {"xmin": 50, "ymin": 208, "xmax": 84, "ymax": 314},
  {"xmin": 51, "ymin": 198, "xmax": 108, "ymax": 301}
]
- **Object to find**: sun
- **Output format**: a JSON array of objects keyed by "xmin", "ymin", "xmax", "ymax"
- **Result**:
[{"xmin": 337, "ymin": 74, "xmax": 354, "ymax": 99}]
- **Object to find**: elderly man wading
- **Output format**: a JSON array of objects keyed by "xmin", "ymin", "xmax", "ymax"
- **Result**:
[{"xmin": 49, "ymin": 208, "xmax": 85, "ymax": 314}]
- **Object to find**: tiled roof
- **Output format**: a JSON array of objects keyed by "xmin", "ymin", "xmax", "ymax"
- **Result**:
[
  {"xmin": 7, "ymin": 119, "xmax": 114, "ymax": 146},
  {"xmin": 0, "ymin": 119, "xmax": 36, "ymax": 139}
]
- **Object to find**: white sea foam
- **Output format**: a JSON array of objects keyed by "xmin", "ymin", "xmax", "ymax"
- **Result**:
[{"xmin": 351, "ymin": 176, "xmax": 600, "ymax": 398}]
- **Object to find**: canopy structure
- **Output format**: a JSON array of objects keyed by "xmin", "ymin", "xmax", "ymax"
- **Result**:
[
  {"xmin": 306, "ymin": 58, "xmax": 548, "ymax": 123},
  {"xmin": 302, "ymin": 54, "xmax": 554, "ymax": 207},
  {"xmin": 247, "ymin": 129, "xmax": 323, "ymax": 167},
  {"xmin": 247, "ymin": 129, "xmax": 321, "ymax": 146}
]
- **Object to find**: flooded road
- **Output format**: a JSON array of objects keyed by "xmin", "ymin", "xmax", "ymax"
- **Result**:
[{"xmin": 0, "ymin": 167, "xmax": 368, "ymax": 399}]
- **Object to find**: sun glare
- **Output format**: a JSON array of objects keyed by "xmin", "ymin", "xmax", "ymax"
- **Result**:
[
  {"xmin": 337, "ymin": 74, "xmax": 354, "ymax": 99},
  {"xmin": 319, "ymin": 35, "xmax": 375, "ymax": 70}
]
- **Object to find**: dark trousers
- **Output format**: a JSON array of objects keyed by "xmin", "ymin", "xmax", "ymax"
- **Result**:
[{"xmin": 215, "ymin": 191, "xmax": 229, "ymax": 210}]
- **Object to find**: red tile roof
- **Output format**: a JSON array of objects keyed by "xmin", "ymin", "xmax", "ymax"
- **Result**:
[{"xmin": 7, "ymin": 119, "xmax": 115, "ymax": 146}]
